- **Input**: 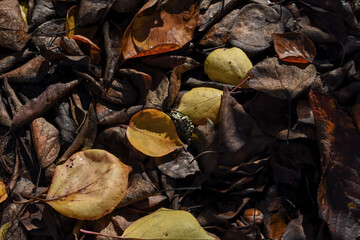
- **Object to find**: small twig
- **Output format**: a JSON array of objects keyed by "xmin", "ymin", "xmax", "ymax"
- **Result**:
[
  {"xmin": 229, "ymin": 76, "xmax": 251, "ymax": 94},
  {"xmin": 190, "ymin": 150, "xmax": 217, "ymax": 164}
]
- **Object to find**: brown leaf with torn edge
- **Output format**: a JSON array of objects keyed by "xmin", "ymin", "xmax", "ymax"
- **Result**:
[{"xmin": 121, "ymin": 0, "xmax": 199, "ymax": 60}]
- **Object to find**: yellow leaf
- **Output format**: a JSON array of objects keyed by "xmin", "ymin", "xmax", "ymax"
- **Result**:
[
  {"xmin": 126, "ymin": 109, "xmax": 184, "ymax": 157},
  {"xmin": 122, "ymin": 208, "xmax": 214, "ymax": 240},
  {"xmin": 0, "ymin": 222, "xmax": 11, "ymax": 240},
  {"xmin": 65, "ymin": 5, "xmax": 98, "ymax": 39},
  {"xmin": 46, "ymin": 149, "xmax": 131, "ymax": 220},
  {"xmin": 19, "ymin": 0, "xmax": 28, "ymax": 24},
  {"xmin": 204, "ymin": 47, "xmax": 253, "ymax": 85},
  {"xmin": 176, "ymin": 87, "xmax": 223, "ymax": 125},
  {"xmin": 0, "ymin": 180, "xmax": 7, "ymax": 203}
]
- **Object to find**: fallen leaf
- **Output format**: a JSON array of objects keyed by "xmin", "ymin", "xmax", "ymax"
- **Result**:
[
  {"xmin": 273, "ymin": 32, "xmax": 316, "ymax": 64},
  {"xmin": 204, "ymin": 47, "xmax": 253, "ymax": 85},
  {"xmin": 0, "ymin": 222, "xmax": 11, "ymax": 240},
  {"xmin": 30, "ymin": 118, "xmax": 60, "ymax": 168},
  {"xmin": 121, "ymin": 0, "xmax": 199, "ymax": 60},
  {"xmin": 247, "ymin": 57, "xmax": 316, "ymax": 100},
  {"xmin": 0, "ymin": 180, "xmax": 7, "ymax": 203},
  {"xmin": 2, "ymin": 55, "xmax": 50, "ymax": 84},
  {"xmin": 154, "ymin": 148, "xmax": 200, "ymax": 179},
  {"xmin": 309, "ymin": 90, "xmax": 360, "ymax": 239},
  {"xmin": 46, "ymin": 149, "xmax": 131, "ymax": 220},
  {"xmin": 68, "ymin": 35, "xmax": 101, "ymax": 65},
  {"xmin": 126, "ymin": 109, "xmax": 184, "ymax": 157},
  {"xmin": 228, "ymin": 3, "xmax": 284, "ymax": 57},
  {"xmin": 0, "ymin": 0, "xmax": 29, "ymax": 51},
  {"xmin": 122, "ymin": 208, "xmax": 214, "ymax": 239},
  {"xmin": 65, "ymin": 5, "xmax": 98, "ymax": 39},
  {"xmin": 176, "ymin": 87, "xmax": 223, "ymax": 124},
  {"xmin": 19, "ymin": 0, "xmax": 29, "ymax": 24},
  {"xmin": 218, "ymin": 88, "xmax": 253, "ymax": 152},
  {"xmin": 11, "ymin": 79, "xmax": 81, "ymax": 131}
]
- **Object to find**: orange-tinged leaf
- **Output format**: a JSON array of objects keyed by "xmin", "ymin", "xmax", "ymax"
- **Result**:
[
  {"xmin": 46, "ymin": 149, "xmax": 131, "ymax": 220},
  {"xmin": 65, "ymin": 5, "xmax": 98, "ymax": 39},
  {"xmin": 273, "ymin": 32, "xmax": 316, "ymax": 64},
  {"xmin": 68, "ymin": 35, "xmax": 101, "ymax": 64},
  {"xmin": 0, "ymin": 180, "xmax": 7, "ymax": 203},
  {"xmin": 122, "ymin": 0, "xmax": 199, "ymax": 60},
  {"xmin": 126, "ymin": 109, "xmax": 184, "ymax": 157}
]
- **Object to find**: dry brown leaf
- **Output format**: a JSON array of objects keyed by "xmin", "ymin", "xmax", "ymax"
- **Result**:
[
  {"xmin": 247, "ymin": 57, "xmax": 316, "ymax": 100},
  {"xmin": 122, "ymin": 0, "xmax": 199, "ymax": 60},
  {"xmin": 30, "ymin": 118, "xmax": 60, "ymax": 168}
]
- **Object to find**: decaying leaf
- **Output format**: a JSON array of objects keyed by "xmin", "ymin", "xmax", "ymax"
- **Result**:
[
  {"xmin": 11, "ymin": 79, "xmax": 81, "ymax": 131},
  {"xmin": 126, "ymin": 109, "xmax": 184, "ymax": 157},
  {"xmin": 122, "ymin": 0, "xmax": 199, "ymax": 59},
  {"xmin": 176, "ymin": 87, "xmax": 223, "ymax": 125},
  {"xmin": 247, "ymin": 57, "xmax": 316, "ymax": 100},
  {"xmin": 65, "ymin": 5, "xmax": 98, "ymax": 39},
  {"xmin": 309, "ymin": 90, "xmax": 360, "ymax": 239},
  {"xmin": 228, "ymin": 3, "xmax": 284, "ymax": 57},
  {"xmin": 0, "ymin": 180, "xmax": 7, "ymax": 203},
  {"xmin": 0, "ymin": 0, "xmax": 29, "ymax": 51},
  {"xmin": 122, "ymin": 208, "xmax": 214, "ymax": 239},
  {"xmin": 154, "ymin": 148, "xmax": 200, "ymax": 179},
  {"xmin": 46, "ymin": 149, "xmax": 131, "ymax": 220},
  {"xmin": 273, "ymin": 32, "xmax": 316, "ymax": 64},
  {"xmin": 30, "ymin": 117, "xmax": 60, "ymax": 168}
]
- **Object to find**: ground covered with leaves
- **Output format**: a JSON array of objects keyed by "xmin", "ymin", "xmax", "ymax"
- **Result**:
[{"xmin": 0, "ymin": 0, "xmax": 360, "ymax": 239}]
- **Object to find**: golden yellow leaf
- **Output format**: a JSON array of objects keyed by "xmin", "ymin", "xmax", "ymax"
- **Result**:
[
  {"xmin": 204, "ymin": 47, "xmax": 252, "ymax": 85},
  {"xmin": 0, "ymin": 222, "xmax": 11, "ymax": 240},
  {"xmin": 122, "ymin": 208, "xmax": 214, "ymax": 239},
  {"xmin": 0, "ymin": 180, "xmax": 7, "ymax": 203},
  {"xmin": 176, "ymin": 87, "xmax": 223, "ymax": 125},
  {"xmin": 46, "ymin": 149, "xmax": 131, "ymax": 220},
  {"xmin": 126, "ymin": 109, "xmax": 184, "ymax": 157}
]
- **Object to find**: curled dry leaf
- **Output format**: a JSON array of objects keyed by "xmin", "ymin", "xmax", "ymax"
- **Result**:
[
  {"xmin": 46, "ymin": 149, "xmax": 131, "ymax": 220},
  {"xmin": 176, "ymin": 87, "xmax": 223, "ymax": 125},
  {"xmin": 121, "ymin": 0, "xmax": 199, "ymax": 60},
  {"xmin": 126, "ymin": 109, "xmax": 184, "ymax": 157},
  {"xmin": 65, "ymin": 5, "xmax": 98, "ymax": 39},
  {"xmin": 0, "ymin": 0, "xmax": 29, "ymax": 51},
  {"xmin": 247, "ymin": 57, "xmax": 316, "ymax": 100},
  {"xmin": 0, "ymin": 180, "xmax": 7, "ymax": 203},
  {"xmin": 309, "ymin": 90, "xmax": 360, "ymax": 239},
  {"xmin": 122, "ymin": 208, "xmax": 214, "ymax": 239},
  {"xmin": 228, "ymin": 3, "xmax": 284, "ymax": 57},
  {"xmin": 30, "ymin": 118, "xmax": 60, "ymax": 168},
  {"xmin": 273, "ymin": 32, "xmax": 316, "ymax": 64}
]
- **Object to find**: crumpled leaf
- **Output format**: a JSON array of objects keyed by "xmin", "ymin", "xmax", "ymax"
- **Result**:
[
  {"xmin": 30, "ymin": 118, "xmax": 60, "ymax": 168},
  {"xmin": 126, "ymin": 109, "xmax": 184, "ymax": 157},
  {"xmin": 176, "ymin": 87, "xmax": 223, "ymax": 125},
  {"xmin": 154, "ymin": 148, "xmax": 200, "ymax": 179},
  {"xmin": 46, "ymin": 149, "xmax": 131, "ymax": 220},
  {"xmin": 122, "ymin": 208, "xmax": 214, "ymax": 239},
  {"xmin": 247, "ymin": 57, "xmax": 316, "ymax": 100},
  {"xmin": 0, "ymin": 0, "xmax": 29, "ymax": 51},
  {"xmin": 0, "ymin": 180, "xmax": 7, "ymax": 203},
  {"xmin": 309, "ymin": 90, "xmax": 360, "ymax": 239},
  {"xmin": 122, "ymin": 0, "xmax": 199, "ymax": 60},
  {"xmin": 228, "ymin": 3, "xmax": 284, "ymax": 57},
  {"xmin": 204, "ymin": 47, "xmax": 253, "ymax": 85},
  {"xmin": 273, "ymin": 32, "xmax": 316, "ymax": 64}
]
